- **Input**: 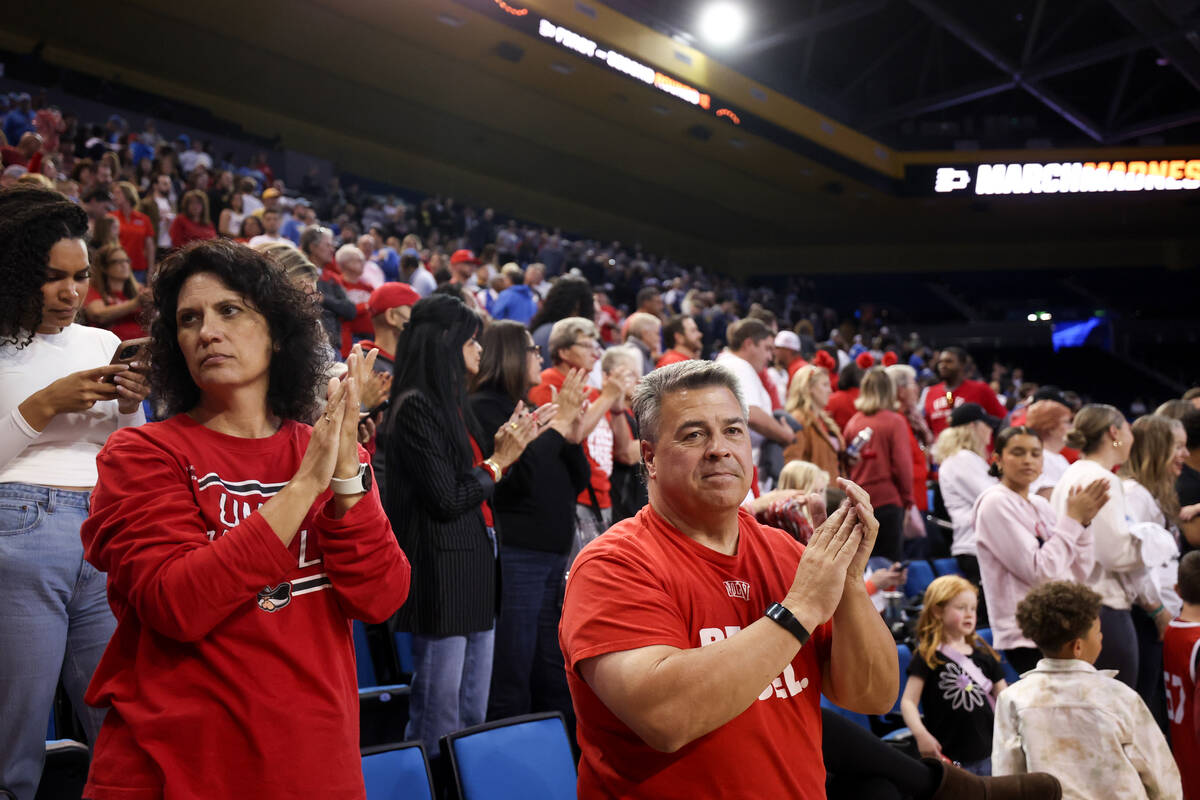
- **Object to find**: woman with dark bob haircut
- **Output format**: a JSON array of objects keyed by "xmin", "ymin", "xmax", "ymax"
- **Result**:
[
  {"xmin": 0, "ymin": 187, "xmax": 150, "ymax": 800},
  {"xmin": 383, "ymin": 295, "xmax": 545, "ymax": 754},
  {"xmin": 79, "ymin": 238, "xmax": 410, "ymax": 799},
  {"xmin": 469, "ymin": 320, "xmax": 590, "ymax": 723}
]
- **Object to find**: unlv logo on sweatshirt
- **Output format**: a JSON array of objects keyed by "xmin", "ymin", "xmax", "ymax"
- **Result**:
[{"xmin": 189, "ymin": 467, "xmax": 332, "ymax": 610}]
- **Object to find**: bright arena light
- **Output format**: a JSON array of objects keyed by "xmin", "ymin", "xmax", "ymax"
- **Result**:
[{"xmin": 698, "ymin": 3, "xmax": 747, "ymax": 47}]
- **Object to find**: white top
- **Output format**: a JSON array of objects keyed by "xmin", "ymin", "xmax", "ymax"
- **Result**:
[
  {"xmin": 247, "ymin": 234, "xmax": 286, "ymax": 248},
  {"xmin": 938, "ymin": 449, "xmax": 997, "ymax": 556},
  {"xmin": 0, "ymin": 325, "xmax": 146, "ymax": 486},
  {"xmin": 361, "ymin": 261, "xmax": 384, "ymax": 290},
  {"xmin": 1030, "ymin": 449, "xmax": 1070, "ymax": 495},
  {"xmin": 993, "ymin": 658, "xmax": 1181, "ymax": 800},
  {"xmin": 715, "ymin": 351, "xmax": 771, "ymax": 466},
  {"xmin": 1051, "ymin": 460, "xmax": 1155, "ymax": 610},
  {"xmin": 154, "ymin": 195, "xmax": 175, "ymax": 247},
  {"xmin": 1123, "ymin": 479, "xmax": 1182, "ymax": 617},
  {"xmin": 404, "ymin": 265, "xmax": 438, "ymax": 298}
]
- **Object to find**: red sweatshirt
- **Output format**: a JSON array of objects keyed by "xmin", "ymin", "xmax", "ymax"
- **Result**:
[
  {"xmin": 843, "ymin": 409, "xmax": 914, "ymax": 510},
  {"xmin": 80, "ymin": 415, "xmax": 410, "ymax": 800},
  {"xmin": 529, "ymin": 367, "xmax": 612, "ymax": 509}
]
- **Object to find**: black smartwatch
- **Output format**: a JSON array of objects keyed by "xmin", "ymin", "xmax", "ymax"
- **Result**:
[{"xmin": 764, "ymin": 602, "xmax": 811, "ymax": 646}]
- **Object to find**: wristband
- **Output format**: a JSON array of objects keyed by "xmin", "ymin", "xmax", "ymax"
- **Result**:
[
  {"xmin": 1151, "ymin": 604, "xmax": 1166, "ymax": 617},
  {"xmin": 764, "ymin": 602, "xmax": 810, "ymax": 646}
]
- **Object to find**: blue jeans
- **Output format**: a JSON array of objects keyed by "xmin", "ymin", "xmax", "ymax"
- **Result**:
[
  {"xmin": 0, "ymin": 484, "xmax": 115, "ymax": 800},
  {"xmin": 487, "ymin": 546, "xmax": 572, "ymax": 723},
  {"xmin": 405, "ymin": 629, "xmax": 495, "ymax": 757},
  {"xmin": 404, "ymin": 527, "xmax": 496, "ymax": 756}
]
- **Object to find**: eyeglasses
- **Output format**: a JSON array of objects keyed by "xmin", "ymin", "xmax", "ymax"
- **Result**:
[{"xmin": 527, "ymin": 344, "xmax": 541, "ymax": 355}]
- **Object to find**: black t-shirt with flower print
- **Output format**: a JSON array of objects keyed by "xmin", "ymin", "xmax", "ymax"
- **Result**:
[{"xmin": 908, "ymin": 646, "xmax": 1004, "ymax": 764}]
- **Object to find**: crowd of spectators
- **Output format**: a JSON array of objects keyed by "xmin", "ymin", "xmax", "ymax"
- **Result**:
[{"xmin": 3, "ymin": 87, "xmax": 1200, "ymax": 800}]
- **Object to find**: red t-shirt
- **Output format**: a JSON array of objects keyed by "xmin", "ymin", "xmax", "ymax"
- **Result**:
[
  {"xmin": 560, "ymin": 505, "xmax": 833, "ymax": 799},
  {"xmin": 113, "ymin": 208, "xmax": 155, "ymax": 275},
  {"xmin": 323, "ymin": 267, "xmax": 374, "ymax": 357},
  {"xmin": 826, "ymin": 388, "xmax": 859, "ymax": 432},
  {"xmin": 468, "ymin": 433, "xmax": 495, "ymax": 528},
  {"xmin": 923, "ymin": 379, "xmax": 1007, "ymax": 439},
  {"xmin": 85, "ymin": 286, "xmax": 147, "ymax": 342},
  {"xmin": 80, "ymin": 415, "xmax": 410, "ymax": 800},
  {"xmin": 168, "ymin": 215, "xmax": 217, "ymax": 248},
  {"xmin": 529, "ymin": 367, "xmax": 612, "ymax": 508},
  {"xmin": 655, "ymin": 349, "xmax": 692, "ymax": 369},
  {"xmin": 787, "ymin": 357, "xmax": 810, "ymax": 384},
  {"xmin": 1164, "ymin": 619, "xmax": 1200, "ymax": 799},
  {"xmin": 906, "ymin": 421, "xmax": 930, "ymax": 512}
]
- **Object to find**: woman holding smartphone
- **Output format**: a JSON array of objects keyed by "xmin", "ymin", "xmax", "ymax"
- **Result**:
[{"xmin": 0, "ymin": 187, "xmax": 150, "ymax": 800}]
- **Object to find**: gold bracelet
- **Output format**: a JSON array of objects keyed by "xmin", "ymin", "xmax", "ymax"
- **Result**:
[{"xmin": 483, "ymin": 458, "xmax": 503, "ymax": 482}]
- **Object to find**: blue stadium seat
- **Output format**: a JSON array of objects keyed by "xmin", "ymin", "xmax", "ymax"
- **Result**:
[
  {"xmin": 976, "ymin": 627, "xmax": 993, "ymax": 645},
  {"xmin": 441, "ymin": 712, "xmax": 577, "ymax": 800},
  {"xmin": 904, "ymin": 561, "xmax": 936, "ymax": 599},
  {"xmin": 931, "ymin": 558, "xmax": 961, "ymax": 577},
  {"xmin": 394, "ymin": 632, "xmax": 415, "ymax": 676},
  {"xmin": 362, "ymin": 741, "xmax": 434, "ymax": 800},
  {"xmin": 975, "ymin": 628, "xmax": 1021, "ymax": 684},
  {"xmin": 353, "ymin": 620, "xmax": 409, "ymax": 696},
  {"xmin": 820, "ymin": 694, "xmax": 872, "ymax": 731}
]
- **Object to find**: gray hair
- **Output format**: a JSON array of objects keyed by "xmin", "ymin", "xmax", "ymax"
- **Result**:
[
  {"xmin": 335, "ymin": 244, "xmax": 365, "ymax": 266},
  {"xmin": 885, "ymin": 363, "xmax": 916, "ymax": 387},
  {"xmin": 633, "ymin": 360, "xmax": 748, "ymax": 443},
  {"xmin": 548, "ymin": 317, "xmax": 599, "ymax": 363},
  {"xmin": 602, "ymin": 344, "xmax": 642, "ymax": 375}
]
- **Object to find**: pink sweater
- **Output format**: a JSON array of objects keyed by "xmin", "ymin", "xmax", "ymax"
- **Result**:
[{"xmin": 974, "ymin": 483, "xmax": 1094, "ymax": 651}]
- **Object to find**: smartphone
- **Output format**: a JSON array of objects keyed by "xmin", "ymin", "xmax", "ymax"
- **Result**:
[{"xmin": 104, "ymin": 337, "xmax": 150, "ymax": 381}]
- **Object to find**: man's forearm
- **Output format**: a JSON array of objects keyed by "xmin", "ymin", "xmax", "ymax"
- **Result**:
[
  {"xmin": 748, "ymin": 406, "xmax": 792, "ymax": 444},
  {"xmin": 583, "ymin": 616, "xmax": 804, "ymax": 753},
  {"xmin": 823, "ymin": 578, "xmax": 897, "ymax": 713}
]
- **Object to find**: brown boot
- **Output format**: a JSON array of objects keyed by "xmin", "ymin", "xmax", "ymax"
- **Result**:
[{"xmin": 924, "ymin": 758, "xmax": 1062, "ymax": 800}]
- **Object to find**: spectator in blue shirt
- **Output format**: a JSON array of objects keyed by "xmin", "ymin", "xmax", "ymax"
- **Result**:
[
  {"xmin": 491, "ymin": 263, "xmax": 543, "ymax": 325},
  {"xmin": 3, "ymin": 94, "xmax": 34, "ymax": 146}
]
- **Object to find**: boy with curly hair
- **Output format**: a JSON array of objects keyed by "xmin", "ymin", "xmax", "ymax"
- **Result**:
[{"xmin": 993, "ymin": 581, "xmax": 1180, "ymax": 799}]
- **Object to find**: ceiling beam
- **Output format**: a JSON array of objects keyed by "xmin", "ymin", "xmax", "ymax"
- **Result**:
[
  {"xmin": 860, "ymin": 78, "xmax": 1015, "ymax": 129},
  {"xmin": 1106, "ymin": 109, "xmax": 1200, "ymax": 143},
  {"xmin": 1106, "ymin": 0, "xmax": 1200, "ymax": 93},
  {"xmin": 733, "ymin": 0, "xmax": 889, "ymax": 58},
  {"xmin": 906, "ymin": 0, "xmax": 1105, "ymax": 141}
]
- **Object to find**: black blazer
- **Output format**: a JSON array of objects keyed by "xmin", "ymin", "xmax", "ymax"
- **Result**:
[
  {"xmin": 384, "ymin": 390, "xmax": 497, "ymax": 636},
  {"xmin": 470, "ymin": 389, "xmax": 591, "ymax": 555}
]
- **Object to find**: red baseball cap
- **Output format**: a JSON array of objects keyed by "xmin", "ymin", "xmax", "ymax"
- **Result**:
[
  {"xmin": 368, "ymin": 283, "xmax": 420, "ymax": 316},
  {"xmin": 449, "ymin": 249, "xmax": 479, "ymax": 265}
]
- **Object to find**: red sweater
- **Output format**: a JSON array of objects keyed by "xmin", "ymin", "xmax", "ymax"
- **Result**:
[
  {"xmin": 80, "ymin": 415, "xmax": 410, "ymax": 799},
  {"xmin": 168, "ymin": 215, "xmax": 217, "ymax": 248},
  {"xmin": 843, "ymin": 409, "xmax": 914, "ymax": 509},
  {"xmin": 529, "ymin": 367, "xmax": 612, "ymax": 508},
  {"xmin": 826, "ymin": 388, "xmax": 859, "ymax": 432}
]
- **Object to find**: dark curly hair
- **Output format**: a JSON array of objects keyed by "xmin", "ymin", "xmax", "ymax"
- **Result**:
[
  {"xmin": 528, "ymin": 275, "xmax": 594, "ymax": 332},
  {"xmin": 0, "ymin": 186, "xmax": 89, "ymax": 348},
  {"xmin": 149, "ymin": 238, "xmax": 326, "ymax": 422},
  {"xmin": 1016, "ymin": 580, "xmax": 1102, "ymax": 655}
]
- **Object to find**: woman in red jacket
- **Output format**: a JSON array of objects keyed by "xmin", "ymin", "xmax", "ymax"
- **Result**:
[
  {"xmin": 168, "ymin": 189, "xmax": 217, "ymax": 248},
  {"xmin": 843, "ymin": 367, "xmax": 914, "ymax": 563},
  {"xmin": 80, "ymin": 239, "xmax": 410, "ymax": 799}
]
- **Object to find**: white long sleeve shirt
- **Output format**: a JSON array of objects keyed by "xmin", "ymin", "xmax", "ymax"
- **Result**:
[
  {"xmin": 1051, "ymin": 460, "xmax": 1156, "ymax": 610},
  {"xmin": 993, "ymin": 658, "xmax": 1181, "ymax": 800},
  {"xmin": 0, "ymin": 324, "xmax": 145, "ymax": 486},
  {"xmin": 939, "ymin": 449, "xmax": 997, "ymax": 557}
]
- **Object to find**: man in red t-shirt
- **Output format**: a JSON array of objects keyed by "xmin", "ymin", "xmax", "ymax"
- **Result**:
[
  {"xmin": 559, "ymin": 360, "xmax": 897, "ymax": 799},
  {"xmin": 1165, "ymin": 553, "xmax": 1200, "ymax": 800},
  {"xmin": 112, "ymin": 181, "xmax": 156, "ymax": 278},
  {"xmin": 655, "ymin": 314, "xmax": 702, "ymax": 368},
  {"xmin": 923, "ymin": 346, "xmax": 1008, "ymax": 439}
]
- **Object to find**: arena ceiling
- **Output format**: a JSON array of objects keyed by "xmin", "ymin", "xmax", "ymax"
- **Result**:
[{"xmin": 1, "ymin": 0, "xmax": 1197, "ymax": 273}]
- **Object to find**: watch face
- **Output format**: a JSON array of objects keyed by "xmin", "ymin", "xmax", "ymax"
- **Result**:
[{"xmin": 362, "ymin": 463, "xmax": 373, "ymax": 492}]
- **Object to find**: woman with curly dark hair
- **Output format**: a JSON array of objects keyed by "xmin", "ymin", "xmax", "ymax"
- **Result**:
[
  {"xmin": 383, "ymin": 295, "xmax": 544, "ymax": 754},
  {"xmin": 0, "ymin": 186, "xmax": 150, "ymax": 800},
  {"xmin": 78, "ymin": 238, "xmax": 410, "ymax": 798}
]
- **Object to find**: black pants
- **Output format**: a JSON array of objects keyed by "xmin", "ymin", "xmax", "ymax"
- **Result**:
[
  {"xmin": 955, "ymin": 554, "xmax": 989, "ymax": 628},
  {"xmin": 873, "ymin": 504, "xmax": 905, "ymax": 563},
  {"xmin": 1003, "ymin": 646, "xmax": 1042, "ymax": 676},
  {"xmin": 1132, "ymin": 605, "xmax": 1168, "ymax": 734},
  {"xmin": 823, "ymin": 708, "xmax": 936, "ymax": 800},
  {"xmin": 1098, "ymin": 605, "xmax": 1138, "ymax": 690}
]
